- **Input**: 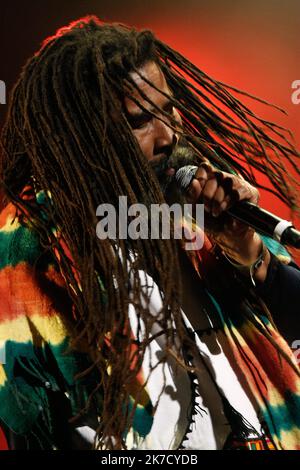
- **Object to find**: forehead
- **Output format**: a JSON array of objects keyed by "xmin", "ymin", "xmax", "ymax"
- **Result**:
[{"xmin": 124, "ymin": 61, "xmax": 170, "ymax": 114}]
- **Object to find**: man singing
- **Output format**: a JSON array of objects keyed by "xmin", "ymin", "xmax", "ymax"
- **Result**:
[{"xmin": 0, "ymin": 16, "xmax": 299, "ymax": 450}]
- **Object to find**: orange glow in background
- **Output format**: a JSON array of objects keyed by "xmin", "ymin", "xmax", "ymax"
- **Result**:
[
  {"xmin": 1, "ymin": 0, "xmax": 299, "ymax": 218},
  {"xmin": 0, "ymin": 0, "xmax": 299, "ymax": 450}
]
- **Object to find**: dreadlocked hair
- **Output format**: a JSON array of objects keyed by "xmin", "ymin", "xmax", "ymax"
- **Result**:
[{"xmin": 1, "ymin": 15, "xmax": 299, "ymax": 448}]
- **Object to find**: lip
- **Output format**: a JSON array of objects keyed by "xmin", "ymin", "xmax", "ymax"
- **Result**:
[{"xmin": 165, "ymin": 167, "xmax": 175, "ymax": 176}]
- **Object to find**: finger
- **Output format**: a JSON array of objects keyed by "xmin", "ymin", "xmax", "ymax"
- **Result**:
[
  {"xmin": 211, "ymin": 185, "xmax": 226, "ymax": 217},
  {"xmin": 230, "ymin": 184, "xmax": 255, "ymax": 204},
  {"xmin": 186, "ymin": 178, "xmax": 203, "ymax": 203},
  {"xmin": 202, "ymin": 177, "xmax": 219, "ymax": 213},
  {"xmin": 197, "ymin": 161, "xmax": 215, "ymax": 176},
  {"xmin": 220, "ymin": 194, "xmax": 231, "ymax": 212},
  {"xmin": 219, "ymin": 184, "xmax": 257, "ymax": 213},
  {"xmin": 218, "ymin": 175, "xmax": 241, "ymax": 206},
  {"xmin": 194, "ymin": 166, "xmax": 209, "ymax": 187},
  {"xmin": 219, "ymin": 175, "xmax": 234, "ymax": 193},
  {"xmin": 223, "ymin": 176, "xmax": 259, "ymax": 205}
]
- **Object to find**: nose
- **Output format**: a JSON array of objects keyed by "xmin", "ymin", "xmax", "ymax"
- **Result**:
[{"xmin": 153, "ymin": 119, "xmax": 178, "ymax": 157}]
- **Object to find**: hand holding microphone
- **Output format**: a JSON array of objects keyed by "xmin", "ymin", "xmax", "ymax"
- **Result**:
[
  {"xmin": 174, "ymin": 161, "xmax": 300, "ymax": 285},
  {"xmin": 175, "ymin": 162, "xmax": 265, "ymax": 267},
  {"xmin": 175, "ymin": 162, "xmax": 300, "ymax": 249},
  {"xmin": 182, "ymin": 162, "xmax": 260, "ymax": 217}
]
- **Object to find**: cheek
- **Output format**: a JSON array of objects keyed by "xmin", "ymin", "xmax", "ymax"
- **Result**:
[{"xmin": 132, "ymin": 129, "xmax": 154, "ymax": 160}]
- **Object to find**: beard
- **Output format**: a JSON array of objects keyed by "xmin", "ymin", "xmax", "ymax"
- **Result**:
[{"xmin": 148, "ymin": 137, "xmax": 201, "ymax": 197}]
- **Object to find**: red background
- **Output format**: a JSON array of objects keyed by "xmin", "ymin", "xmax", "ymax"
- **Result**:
[
  {"xmin": 0, "ymin": 0, "xmax": 299, "ymax": 450},
  {"xmin": 1, "ymin": 0, "xmax": 299, "ymax": 217}
]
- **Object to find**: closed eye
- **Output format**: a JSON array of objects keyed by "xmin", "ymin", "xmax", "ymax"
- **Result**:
[
  {"xmin": 128, "ymin": 112, "xmax": 152, "ymax": 130},
  {"xmin": 127, "ymin": 100, "xmax": 175, "ymax": 130}
]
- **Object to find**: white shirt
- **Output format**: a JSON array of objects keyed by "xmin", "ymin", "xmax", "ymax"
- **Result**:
[{"xmin": 126, "ymin": 269, "xmax": 263, "ymax": 450}]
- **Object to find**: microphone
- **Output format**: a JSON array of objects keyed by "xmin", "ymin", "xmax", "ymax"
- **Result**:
[{"xmin": 175, "ymin": 165, "xmax": 300, "ymax": 249}]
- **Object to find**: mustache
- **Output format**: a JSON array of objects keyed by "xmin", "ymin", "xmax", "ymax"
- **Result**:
[{"xmin": 149, "ymin": 138, "xmax": 200, "ymax": 193}]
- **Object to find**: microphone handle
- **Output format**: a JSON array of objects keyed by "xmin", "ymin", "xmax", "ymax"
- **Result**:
[{"xmin": 227, "ymin": 201, "xmax": 300, "ymax": 249}]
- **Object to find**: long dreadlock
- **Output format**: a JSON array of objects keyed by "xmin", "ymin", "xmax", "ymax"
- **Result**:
[{"xmin": 1, "ymin": 16, "xmax": 299, "ymax": 449}]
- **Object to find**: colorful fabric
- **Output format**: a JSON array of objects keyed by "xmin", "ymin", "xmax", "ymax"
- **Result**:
[
  {"xmin": 184, "ymin": 231, "xmax": 300, "ymax": 450},
  {"xmin": 224, "ymin": 434, "xmax": 276, "ymax": 450},
  {"xmin": 0, "ymin": 190, "xmax": 153, "ymax": 448},
  {"xmin": 0, "ymin": 188, "xmax": 299, "ymax": 449}
]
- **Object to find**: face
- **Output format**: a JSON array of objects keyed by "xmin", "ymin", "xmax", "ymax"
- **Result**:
[{"xmin": 124, "ymin": 61, "xmax": 182, "ymax": 164}]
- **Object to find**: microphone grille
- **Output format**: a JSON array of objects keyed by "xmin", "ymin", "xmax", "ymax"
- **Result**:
[{"xmin": 175, "ymin": 165, "xmax": 198, "ymax": 190}]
